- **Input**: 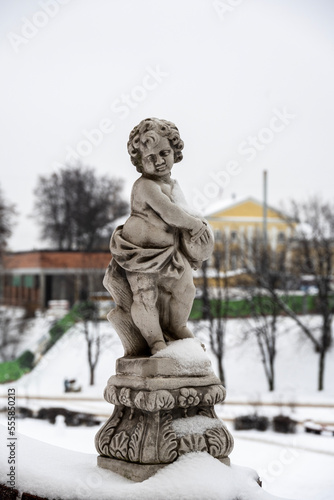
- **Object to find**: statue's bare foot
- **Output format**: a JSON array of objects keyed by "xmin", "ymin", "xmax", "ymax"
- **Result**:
[
  {"xmin": 173, "ymin": 326, "xmax": 194, "ymax": 339},
  {"xmin": 151, "ymin": 340, "xmax": 167, "ymax": 355}
]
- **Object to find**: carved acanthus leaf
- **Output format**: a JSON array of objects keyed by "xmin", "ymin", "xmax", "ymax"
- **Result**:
[
  {"xmin": 104, "ymin": 385, "xmax": 119, "ymax": 405},
  {"xmin": 159, "ymin": 412, "xmax": 178, "ymax": 463},
  {"xmin": 110, "ymin": 430, "xmax": 130, "ymax": 460},
  {"xmin": 202, "ymin": 385, "xmax": 226, "ymax": 406},
  {"xmin": 205, "ymin": 427, "xmax": 234, "ymax": 457},
  {"xmin": 134, "ymin": 390, "xmax": 175, "ymax": 412},
  {"xmin": 128, "ymin": 416, "xmax": 145, "ymax": 462},
  {"xmin": 96, "ymin": 409, "xmax": 123, "ymax": 456},
  {"xmin": 178, "ymin": 433, "xmax": 207, "ymax": 455},
  {"xmin": 197, "ymin": 407, "xmax": 215, "ymax": 418}
]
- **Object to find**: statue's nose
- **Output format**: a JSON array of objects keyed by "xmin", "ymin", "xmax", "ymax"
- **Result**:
[{"xmin": 155, "ymin": 155, "xmax": 165, "ymax": 166}]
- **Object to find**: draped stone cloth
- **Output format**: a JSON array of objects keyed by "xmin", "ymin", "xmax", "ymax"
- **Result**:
[
  {"xmin": 104, "ymin": 225, "xmax": 187, "ymax": 356},
  {"xmin": 109, "ymin": 226, "xmax": 185, "ymax": 280}
]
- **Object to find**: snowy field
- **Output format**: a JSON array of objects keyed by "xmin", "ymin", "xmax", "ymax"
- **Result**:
[
  {"xmin": 2, "ymin": 315, "xmax": 334, "ymax": 400},
  {"xmin": 0, "ymin": 316, "xmax": 334, "ymax": 498}
]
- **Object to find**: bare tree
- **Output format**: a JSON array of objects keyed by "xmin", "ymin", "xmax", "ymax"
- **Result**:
[
  {"xmin": 33, "ymin": 164, "xmax": 128, "ymax": 251},
  {"xmin": 288, "ymin": 198, "xmax": 334, "ymax": 390},
  {"xmin": 0, "ymin": 186, "xmax": 16, "ymax": 261},
  {"xmin": 243, "ymin": 292, "xmax": 281, "ymax": 391},
  {"xmin": 242, "ymin": 197, "xmax": 334, "ymax": 391},
  {"xmin": 74, "ymin": 301, "xmax": 100, "ymax": 385},
  {"xmin": 199, "ymin": 228, "xmax": 288, "ymax": 391},
  {"xmin": 237, "ymin": 230, "xmax": 293, "ymax": 391},
  {"xmin": 196, "ymin": 244, "xmax": 231, "ymax": 387},
  {"xmin": 0, "ymin": 308, "xmax": 27, "ymax": 362},
  {"xmin": 84, "ymin": 319, "xmax": 100, "ymax": 387},
  {"xmin": 75, "ymin": 301, "xmax": 117, "ymax": 386}
]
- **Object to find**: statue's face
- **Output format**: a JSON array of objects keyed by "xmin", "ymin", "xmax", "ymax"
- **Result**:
[{"xmin": 140, "ymin": 136, "xmax": 174, "ymax": 178}]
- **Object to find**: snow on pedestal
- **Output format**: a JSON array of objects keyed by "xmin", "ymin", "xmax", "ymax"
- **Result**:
[{"xmin": 152, "ymin": 338, "xmax": 213, "ymax": 376}]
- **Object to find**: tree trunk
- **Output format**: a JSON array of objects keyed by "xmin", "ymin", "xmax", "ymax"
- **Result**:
[
  {"xmin": 89, "ymin": 365, "xmax": 95, "ymax": 386},
  {"xmin": 201, "ymin": 262, "xmax": 211, "ymax": 320},
  {"xmin": 318, "ymin": 349, "xmax": 325, "ymax": 391},
  {"xmin": 269, "ymin": 362, "xmax": 274, "ymax": 391},
  {"xmin": 217, "ymin": 357, "xmax": 226, "ymax": 388}
]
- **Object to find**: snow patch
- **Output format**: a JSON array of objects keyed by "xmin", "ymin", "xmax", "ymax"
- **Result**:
[
  {"xmin": 172, "ymin": 415, "xmax": 224, "ymax": 437},
  {"xmin": 152, "ymin": 338, "xmax": 213, "ymax": 376}
]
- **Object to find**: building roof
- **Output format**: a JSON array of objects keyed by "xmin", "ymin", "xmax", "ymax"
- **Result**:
[
  {"xmin": 2, "ymin": 250, "xmax": 111, "ymax": 272},
  {"xmin": 204, "ymin": 196, "xmax": 287, "ymax": 221}
]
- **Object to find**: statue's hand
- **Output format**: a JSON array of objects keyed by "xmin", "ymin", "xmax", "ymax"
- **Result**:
[
  {"xmin": 190, "ymin": 220, "xmax": 210, "ymax": 244},
  {"xmin": 182, "ymin": 219, "xmax": 213, "ymax": 263}
]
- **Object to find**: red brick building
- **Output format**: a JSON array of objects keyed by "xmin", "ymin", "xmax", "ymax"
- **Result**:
[{"xmin": 1, "ymin": 251, "xmax": 111, "ymax": 310}]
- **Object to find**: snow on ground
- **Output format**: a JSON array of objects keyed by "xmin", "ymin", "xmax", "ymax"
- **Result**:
[
  {"xmin": 0, "ymin": 308, "xmax": 54, "ymax": 360},
  {"xmin": 197, "ymin": 316, "xmax": 334, "ymax": 397},
  {"xmin": 0, "ymin": 321, "xmax": 124, "ymax": 397},
  {"xmin": 15, "ymin": 314, "xmax": 55, "ymax": 357},
  {"xmin": 1, "ymin": 315, "xmax": 334, "ymax": 401},
  {"xmin": 216, "ymin": 403, "xmax": 334, "ymax": 427},
  {"xmin": 231, "ymin": 433, "xmax": 334, "ymax": 500}
]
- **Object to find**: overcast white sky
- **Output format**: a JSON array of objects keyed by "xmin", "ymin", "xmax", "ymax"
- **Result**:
[{"xmin": 1, "ymin": 0, "xmax": 334, "ymax": 251}]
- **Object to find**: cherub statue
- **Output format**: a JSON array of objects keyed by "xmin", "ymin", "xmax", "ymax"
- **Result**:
[{"xmin": 104, "ymin": 118, "xmax": 213, "ymax": 356}]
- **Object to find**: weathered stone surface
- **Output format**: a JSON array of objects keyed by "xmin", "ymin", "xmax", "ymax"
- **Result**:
[
  {"xmin": 105, "ymin": 372, "xmax": 222, "ymax": 391},
  {"xmin": 116, "ymin": 355, "xmax": 212, "ymax": 378},
  {"xmin": 97, "ymin": 456, "xmax": 168, "ymax": 482},
  {"xmin": 97, "ymin": 456, "xmax": 231, "ymax": 483}
]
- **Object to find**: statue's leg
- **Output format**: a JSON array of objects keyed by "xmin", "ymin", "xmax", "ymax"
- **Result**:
[
  {"xmin": 165, "ymin": 259, "xmax": 196, "ymax": 339},
  {"xmin": 125, "ymin": 271, "xmax": 167, "ymax": 354}
]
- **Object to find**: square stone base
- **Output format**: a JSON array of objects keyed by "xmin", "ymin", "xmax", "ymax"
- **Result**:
[{"xmin": 97, "ymin": 455, "xmax": 230, "ymax": 482}]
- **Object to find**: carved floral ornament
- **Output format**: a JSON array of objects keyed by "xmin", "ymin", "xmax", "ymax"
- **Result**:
[
  {"xmin": 104, "ymin": 384, "xmax": 226, "ymax": 411},
  {"xmin": 178, "ymin": 388, "xmax": 200, "ymax": 407}
]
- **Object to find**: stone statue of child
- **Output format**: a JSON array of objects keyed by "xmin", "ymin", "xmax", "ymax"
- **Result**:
[
  {"xmin": 97, "ymin": 121, "xmax": 234, "ymax": 476},
  {"xmin": 106, "ymin": 118, "xmax": 213, "ymax": 355}
]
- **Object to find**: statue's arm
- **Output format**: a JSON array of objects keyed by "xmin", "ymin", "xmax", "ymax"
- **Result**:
[
  {"xmin": 143, "ymin": 179, "xmax": 201, "ymax": 231},
  {"xmin": 171, "ymin": 180, "xmax": 202, "ymax": 218}
]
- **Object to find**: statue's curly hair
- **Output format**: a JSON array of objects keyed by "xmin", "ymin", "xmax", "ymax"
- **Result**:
[{"xmin": 127, "ymin": 118, "xmax": 184, "ymax": 172}]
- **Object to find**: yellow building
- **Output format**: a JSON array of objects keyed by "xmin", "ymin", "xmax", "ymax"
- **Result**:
[{"xmin": 204, "ymin": 196, "xmax": 294, "ymax": 271}]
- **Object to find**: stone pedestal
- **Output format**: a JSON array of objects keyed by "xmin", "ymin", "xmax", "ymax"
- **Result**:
[{"xmin": 95, "ymin": 355, "xmax": 234, "ymax": 482}]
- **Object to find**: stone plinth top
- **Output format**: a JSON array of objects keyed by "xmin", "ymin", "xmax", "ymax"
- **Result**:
[
  {"xmin": 116, "ymin": 354, "xmax": 213, "ymax": 379},
  {"xmin": 107, "ymin": 372, "xmax": 222, "ymax": 391}
]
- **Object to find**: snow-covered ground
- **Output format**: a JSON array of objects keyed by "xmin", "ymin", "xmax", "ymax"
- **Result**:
[
  {"xmin": 1, "ymin": 315, "xmax": 334, "ymax": 400},
  {"xmin": 0, "ymin": 315, "xmax": 333, "ymax": 498},
  {"xmin": 0, "ymin": 307, "xmax": 55, "ymax": 360}
]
